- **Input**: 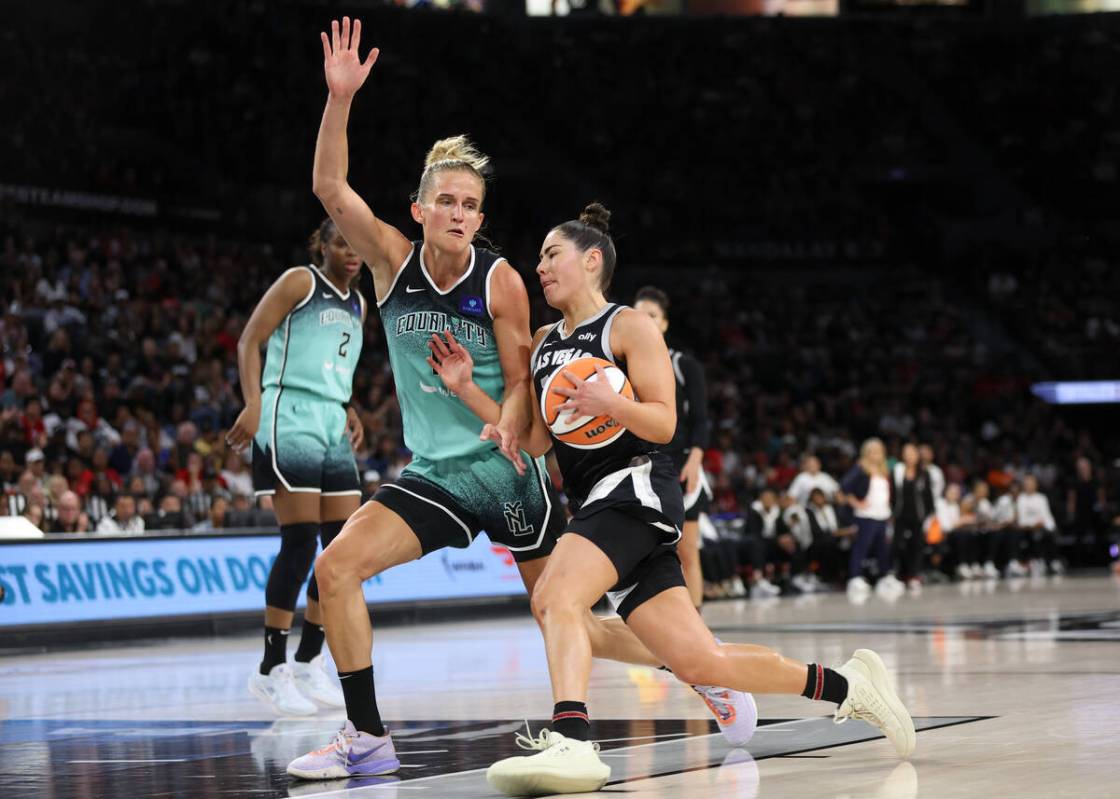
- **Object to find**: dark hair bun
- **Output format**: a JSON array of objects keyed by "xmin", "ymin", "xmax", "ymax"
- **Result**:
[{"xmin": 579, "ymin": 202, "xmax": 611, "ymax": 234}]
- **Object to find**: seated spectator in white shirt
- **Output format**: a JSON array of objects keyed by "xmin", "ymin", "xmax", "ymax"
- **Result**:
[
  {"xmin": 96, "ymin": 494, "xmax": 146, "ymax": 535},
  {"xmin": 788, "ymin": 454, "xmax": 840, "ymax": 507},
  {"xmin": 1017, "ymin": 474, "xmax": 1062, "ymax": 575}
]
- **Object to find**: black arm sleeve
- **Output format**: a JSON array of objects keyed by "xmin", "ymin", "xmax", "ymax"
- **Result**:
[{"xmin": 679, "ymin": 354, "xmax": 710, "ymax": 451}]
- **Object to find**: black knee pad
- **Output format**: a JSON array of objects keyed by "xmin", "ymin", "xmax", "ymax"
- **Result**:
[
  {"xmin": 307, "ymin": 520, "xmax": 346, "ymax": 603},
  {"xmin": 265, "ymin": 522, "xmax": 319, "ymax": 611}
]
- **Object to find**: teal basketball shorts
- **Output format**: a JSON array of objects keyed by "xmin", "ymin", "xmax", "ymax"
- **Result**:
[
  {"xmin": 252, "ymin": 387, "xmax": 360, "ymax": 496},
  {"xmin": 373, "ymin": 448, "xmax": 563, "ymax": 563}
]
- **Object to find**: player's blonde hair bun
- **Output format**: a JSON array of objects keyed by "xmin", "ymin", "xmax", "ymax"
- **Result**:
[
  {"xmin": 424, "ymin": 135, "xmax": 490, "ymax": 173},
  {"xmin": 416, "ymin": 135, "xmax": 490, "ymax": 204}
]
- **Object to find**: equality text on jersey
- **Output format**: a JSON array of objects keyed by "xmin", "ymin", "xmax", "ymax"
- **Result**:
[
  {"xmin": 319, "ymin": 308, "xmax": 357, "ymax": 328},
  {"xmin": 394, "ymin": 310, "xmax": 490, "ymax": 347}
]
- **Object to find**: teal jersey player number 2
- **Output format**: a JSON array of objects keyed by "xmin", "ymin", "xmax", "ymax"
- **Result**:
[{"xmin": 262, "ymin": 264, "xmax": 364, "ymax": 404}]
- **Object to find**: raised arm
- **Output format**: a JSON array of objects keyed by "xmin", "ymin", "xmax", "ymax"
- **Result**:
[
  {"xmin": 226, "ymin": 269, "xmax": 314, "ymax": 452},
  {"xmin": 315, "ymin": 17, "xmax": 413, "ymax": 299}
]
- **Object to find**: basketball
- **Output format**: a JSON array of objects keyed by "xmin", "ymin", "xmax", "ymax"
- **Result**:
[{"xmin": 541, "ymin": 356, "xmax": 634, "ymax": 449}]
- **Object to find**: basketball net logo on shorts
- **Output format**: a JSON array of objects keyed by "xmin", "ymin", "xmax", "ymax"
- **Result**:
[{"xmin": 503, "ymin": 501, "xmax": 536, "ymax": 537}]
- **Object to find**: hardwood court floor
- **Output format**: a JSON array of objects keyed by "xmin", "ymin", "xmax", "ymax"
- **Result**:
[{"xmin": 1, "ymin": 574, "xmax": 1118, "ymax": 798}]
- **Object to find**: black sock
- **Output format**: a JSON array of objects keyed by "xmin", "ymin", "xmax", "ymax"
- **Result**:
[
  {"xmin": 294, "ymin": 621, "xmax": 325, "ymax": 663},
  {"xmin": 802, "ymin": 664, "xmax": 849, "ymax": 704},
  {"xmin": 260, "ymin": 626, "xmax": 289, "ymax": 674},
  {"xmin": 338, "ymin": 666, "xmax": 385, "ymax": 737},
  {"xmin": 552, "ymin": 701, "xmax": 591, "ymax": 741}
]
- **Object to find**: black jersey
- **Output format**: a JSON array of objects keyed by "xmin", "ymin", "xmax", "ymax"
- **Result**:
[
  {"xmin": 666, "ymin": 347, "xmax": 710, "ymax": 471},
  {"xmin": 531, "ymin": 303, "xmax": 684, "ymax": 532}
]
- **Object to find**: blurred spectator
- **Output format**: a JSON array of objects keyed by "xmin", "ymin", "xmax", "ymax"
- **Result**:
[
  {"xmin": 84, "ymin": 472, "xmax": 116, "ymax": 527},
  {"xmin": 220, "ymin": 450, "xmax": 253, "ymax": 498},
  {"xmin": 1018, "ymin": 474, "xmax": 1061, "ymax": 576},
  {"xmin": 891, "ymin": 443, "xmax": 935, "ymax": 589},
  {"xmin": 741, "ymin": 489, "xmax": 782, "ymax": 598},
  {"xmin": 1066, "ymin": 456, "xmax": 1105, "ymax": 550},
  {"xmin": 0, "ymin": 450, "xmax": 18, "ymax": 492},
  {"xmin": 962, "ymin": 481, "xmax": 1001, "ymax": 579},
  {"xmin": 109, "ymin": 421, "xmax": 142, "ymax": 475},
  {"xmin": 25, "ymin": 447, "xmax": 47, "ymax": 489},
  {"xmin": 937, "ymin": 484, "xmax": 976, "ymax": 580},
  {"xmin": 361, "ymin": 469, "xmax": 382, "ymax": 502},
  {"xmin": 191, "ymin": 495, "xmax": 228, "ymax": 533},
  {"xmin": 919, "ymin": 444, "xmax": 946, "ymax": 502},
  {"xmin": 841, "ymin": 438, "xmax": 902, "ymax": 597},
  {"xmin": 51, "ymin": 490, "xmax": 90, "ymax": 533},
  {"xmin": 805, "ymin": 487, "xmax": 854, "ymax": 584},
  {"xmin": 6, "ymin": 471, "xmax": 36, "ymax": 516},
  {"xmin": 96, "ymin": 494, "xmax": 145, "ymax": 534},
  {"xmin": 787, "ymin": 454, "xmax": 840, "ymax": 506},
  {"xmin": 145, "ymin": 494, "xmax": 188, "ymax": 531},
  {"xmin": 130, "ymin": 448, "xmax": 165, "ymax": 497}
]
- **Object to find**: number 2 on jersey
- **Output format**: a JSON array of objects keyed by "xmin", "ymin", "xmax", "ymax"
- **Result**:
[{"xmin": 339, "ymin": 331, "xmax": 351, "ymax": 358}]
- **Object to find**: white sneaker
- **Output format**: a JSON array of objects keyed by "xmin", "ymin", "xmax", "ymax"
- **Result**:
[
  {"xmin": 792, "ymin": 574, "xmax": 816, "ymax": 594},
  {"xmin": 1029, "ymin": 558, "xmax": 1046, "ymax": 577},
  {"xmin": 750, "ymin": 578, "xmax": 781, "ymax": 599},
  {"xmin": 1006, "ymin": 560, "xmax": 1028, "ymax": 578},
  {"xmin": 875, "ymin": 575, "xmax": 904, "ymax": 599},
  {"xmin": 982, "ymin": 561, "xmax": 1000, "ymax": 579},
  {"xmin": 906, "ymin": 578, "xmax": 922, "ymax": 594},
  {"xmin": 292, "ymin": 654, "xmax": 345, "ymax": 708},
  {"xmin": 834, "ymin": 649, "xmax": 916, "ymax": 758},
  {"xmin": 847, "ymin": 576, "xmax": 871, "ymax": 595},
  {"xmin": 249, "ymin": 663, "xmax": 317, "ymax": 716},
  {"xmin": 956, "ymin": 563, "xmax": 974, "ymax": 580},
  {"xmin": 486, "ymin": 729, "xmax": 610, "ymax": 796},
  {"xmin": 691, "ymin": 684, "xmax": 758, "ymax": 746},
  {"xmin": 1049, "ymin": 559, "xmax": 1065, "ymax": 576}
]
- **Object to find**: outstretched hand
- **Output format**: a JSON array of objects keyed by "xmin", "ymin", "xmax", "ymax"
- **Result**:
[
  {"xmin": 481, "ymin": 423, "xmax": 526, "ymax": 476},
  {"xmin": 321, "ymin": 17, "xmax": 379, "ymax": 99}
]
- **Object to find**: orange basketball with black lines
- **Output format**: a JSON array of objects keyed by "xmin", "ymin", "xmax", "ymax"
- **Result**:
[{"xmin": 541, "ymin": 357, "xmax": 634, "ymax": 449}]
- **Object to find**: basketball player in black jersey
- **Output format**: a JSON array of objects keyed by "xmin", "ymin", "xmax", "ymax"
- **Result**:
[
  {"xmin": 633, "ymin": 286, "xmax": 711, "ymax": 609},
  {"xmin": 484, "ymin": 204, "xmax": 915, "ymax": 796}
]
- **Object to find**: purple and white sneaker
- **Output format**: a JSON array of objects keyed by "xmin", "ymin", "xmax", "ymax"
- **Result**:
[
  {"xmin": 692, "ymin": 685, "xmax": 759, "ymax": 747},
  {"xmin": 286, "ymin": 720, "xmax": 400, "ymax": 780}
]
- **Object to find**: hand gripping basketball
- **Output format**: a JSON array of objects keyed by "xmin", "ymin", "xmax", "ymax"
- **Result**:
[{"xmin": 544, "ymin": 357, "xmax": 634, "ymax": 449}]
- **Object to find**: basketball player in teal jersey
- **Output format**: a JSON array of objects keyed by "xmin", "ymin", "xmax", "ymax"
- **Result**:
[
  {"xmin": 226, "ymin": 219, "xmax": 365, "ymax": 716},
  {"xmin": 287, "ymin": 17, "xmax": 749, "ymax": 781}
]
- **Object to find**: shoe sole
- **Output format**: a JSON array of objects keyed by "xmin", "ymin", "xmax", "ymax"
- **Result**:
[
  {"xmin": 287, "ymin": 758, "xmax": 401, "ymax": 781},
  {"xmin": 486, "ymin": 763, "xmax": 610, "ymax": 796},
  {"xmin": 248, "ymin": 677, "xmax": 316, "ymax": 716},
  {"xmin": 852, "ymin": 649, "xmax": 916, "ymax": 758}
]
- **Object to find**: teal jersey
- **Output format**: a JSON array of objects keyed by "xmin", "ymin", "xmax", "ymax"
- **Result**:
[
  {"xmin": 378, "ymin": 243, "xmax": 506, "ymax": 461},
  {"xmin": 261, "ymin": 265, "xmax": 364, "ymax": 404}
]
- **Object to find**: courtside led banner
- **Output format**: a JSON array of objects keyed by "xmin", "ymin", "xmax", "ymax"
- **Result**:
[{"xmin": 0, "ymin": 533, "xmax": 524, "ymax": 627}]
